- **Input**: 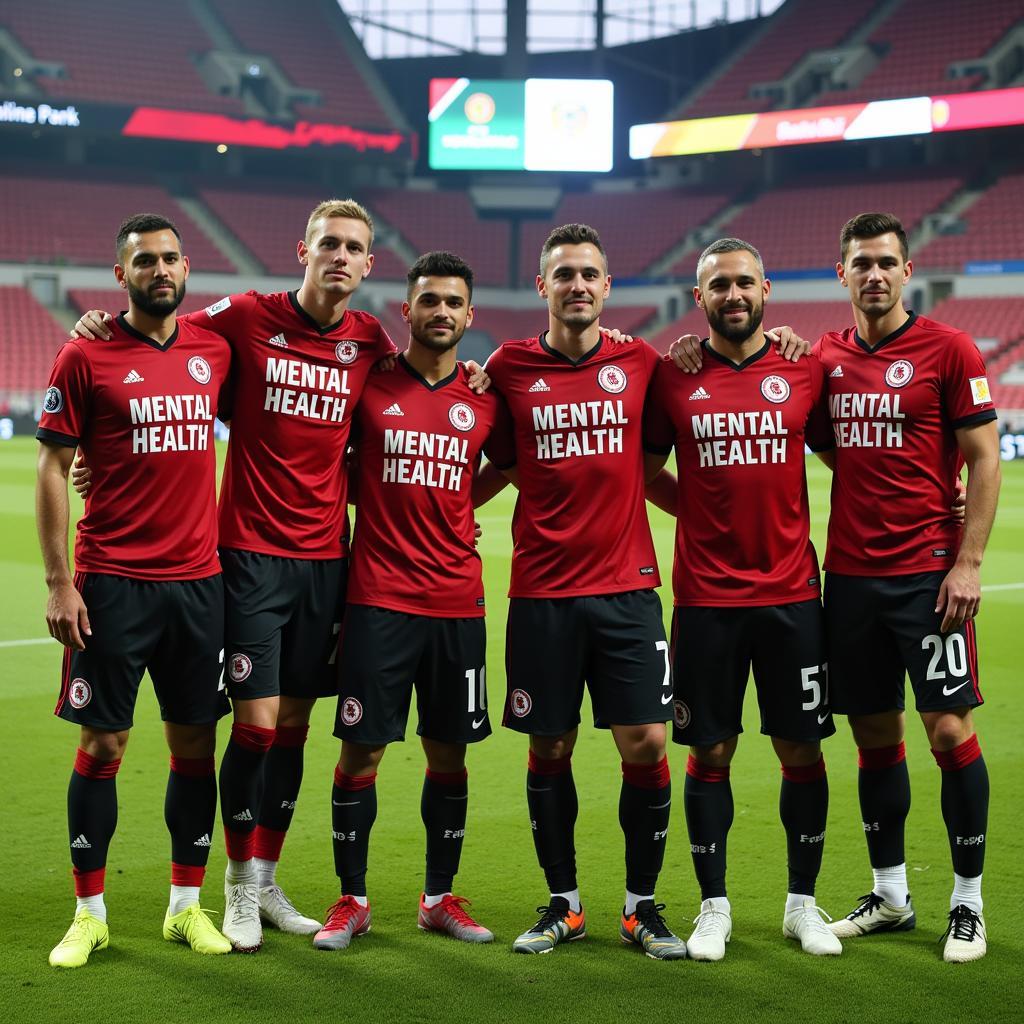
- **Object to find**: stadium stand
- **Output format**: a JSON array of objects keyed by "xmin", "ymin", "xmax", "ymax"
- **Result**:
[
  {"xmin": 916, "ymin": 173, "xmax": 1024, "ymax": 271},
  {"xmin": 814, "ymin": 0, "xmax": 1023, "ymax": 105},
  {"xmin": 667, "ymin": 171, "xmax": 964, "ymax": 276},
  {"xmin": 0, "ymin": 1, "xmax": 243, "ymax": 114},
  {"xmin": 517, "ymin": 189, "xmax": 737, "ymax": 285},
  {"xmin": 0, "ymin": 285, "xmax": 70, "ymax": 392},
  {"xmin": 0, "ymin": 169, "xmax": 235, "ymax": 273},
  {"xmin": 682, "ymin": 0, "xmax": 874, "ymax": 118},
  {"xmin": 208, "ymin": 0, "xmax": 398, "ymax": 128},
  {"xmin": 366, "ymin": 190, "xmax": 511, "ymax": 287}
]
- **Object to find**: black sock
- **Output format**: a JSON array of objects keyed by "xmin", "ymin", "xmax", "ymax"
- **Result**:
[
  {"xmin": 779, "ymin": 757, "xmax": 828, "ymax": 896},
  {"xmin": 527, "ymin": 752, "xmax": 578, "ymax": 894},
  {"xmin": 218, "ymin": 722, "xmax": 275, "ymax": 862},
  {"xmin": 257, "ymin": 725, "xmax": 308, "ymax": 835},
  {"xmin": 933, "ymin": 736, "xmax": 989, "ymax": 877},
  {"xmin": 166, "ymin": 756, "xmax": 217, "ymax": 871},
  {"xmin": 421, "ymin": 769, "xmax": 468, "ymax": 896},
  {"xmin": 857, "ymin": 743, "xmax": 911, "ymax": 869},
  {"xmin": 332, "ymin": 767, "xmax": 377, "ymax": 897},
  {"xmin": 68, "ymin": 748, "xmax": 121, "ymax": 880},
  {"xmin": 683, "ymin": 755, "xmax": 732, "ymax": 900},
  {"xmin": 619, "ymin": 757, "xmax": 671, "ymax": 897}
]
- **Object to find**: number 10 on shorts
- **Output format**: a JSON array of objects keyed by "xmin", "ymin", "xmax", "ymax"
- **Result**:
[{"xmin": 465, "ymin": 666, "xmax": 487, "ymax": 713}]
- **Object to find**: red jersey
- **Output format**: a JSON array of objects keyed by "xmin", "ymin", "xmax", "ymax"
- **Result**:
[
  {"xmin": 187, "ymin": 291, "xmax": 395, "ymax": 559},
  {"xmin": 812, "ymin": 312, "xmax": 996, "ymax": 576},
  {"xmin": 346, "ymin": 356, "xmax": 506, "ymax": 617},
  {"xmin": 36, "ymin": 315, "xmax": 230, "ymax": 580},
  {"xmin": 485, "ymin": 333, "xmax": 661, "ymax": 598},
  {"xmin": 644, "ymin": 341, "xmax": 827, "ymax": 607}
]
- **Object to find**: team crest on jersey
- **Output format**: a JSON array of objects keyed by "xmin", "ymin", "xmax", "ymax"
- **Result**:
[
  {"xmin": 510, "ymin": 688, "xmax": 532, "ymax": 718},
  {"xmin": 597, "ymin": 365, "xmax": 627, "ymax": 394},
  {"xmin": 187, "ymin": 356, "xmax": 212, "ymax": 385},
  {"xmin": 340, "ymin": 697, "xmax": 363, "ymax": 726},
  {"xmin": 884, "ymin": 360, "xmax": 914, "ymax": 388},
  {"xmin": 448, "ymin": 403, "xmax": 475, "ymax": 431},
  {"xmin": 760, "ymin": 375, "xmax": 790, "ymax": 404},
  {"xmin": 335, "ymin": 340, "xmax": 359, "ymax": 364},
  {"xmin": 68, "ymin": 677, "xmax": 92, "ymax": 709},
  {"xmin": 43, "ymin": 386, "xmax": 64, "ymax": 414},
  {"xmin": 673, "ymin": 700, "xmax": 691, "ymax": 731},
  {"xmin": 228, "ymin": 653, "xmax": 252, "ymax": 683}
]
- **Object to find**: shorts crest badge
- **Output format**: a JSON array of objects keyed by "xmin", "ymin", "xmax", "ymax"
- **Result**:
[
  {"xmin": 885, "ymin": 360, "xmax": 914, "ymax": 388},
  {"xmin": 598, "ymin": 365, "xmax": 627, "ymax": 394},
  {"xmin": 335, "ymin": 341, "xmax": 359, "ymax": 364},
  {"xmin": 760, "ymin": 375, "xmax": 790, "ymax": 403},
  {"xmin": 69, "ymin": 677, "xmax": 92, "ymax": 709},
  {"xmin": 228, "ymin": 653, "xmax": 252, "ymax": 682},
  {"xmin": 673, "ymin": 700, "xmax": 691, "ymax": 730},
  {"xmin": 341, "ymin": 697, "xmax": 363, "ymax": 725},
  {"xmin": 510, "ymin": 688, "xmax": 532, "ymax": 718}
]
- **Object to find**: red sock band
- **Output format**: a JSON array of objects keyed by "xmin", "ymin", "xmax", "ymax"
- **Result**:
[
  {"xmin": 223, "ymin": 828, "xmax": 254, "ymax": 862},
  {"xmin": 857, "ymin": 742, "xmax": 906, "ymax": 771},
  {"xmin": 781, "ymin": 756, "xmax": 826, "ymax": 783},
  {"xmin": 230, "ymin": 723, "xmax": 276, "ymax": 754},
  {"xmin": 169, "ymin": 756, "xmax": 215, "ymax": 777},
  {"xmin": 334, "ymin": 767, "xmax": 377, "ymax": 790},
  {"xmin": 273, "ymin": 725, "xmax": 309, "ymax": 748},
  {"xmin": 171, "ymin": 863, "xmax": 206, "ymax": 887},
  {"xmin": 425, "ymin": 768, "xmax": 468, "ymax": 785},
  {"xmin": 527, "ymin": 751, "xmax": 573, "ymax": 776},
  {"xmin": 622, "ymin": 756, "xmax": 670, "ymax": 789},
  {"xmin": 932, "ymin": 734, "xmax": 982, "ymax": 771},
  {"xmin": 73, "ymin": 748, "xmax": 121, "ymax": 780},
  {"xmin": 252, "ymin": 825, "xmax": 287, "ymax": 862},
  {"xmin": 73, "ymin": 866, "xmax": 105, "ymax": 898},
  {"xmin": 686, "ymin": 754, "xmax": 730, "ymax": 783}
]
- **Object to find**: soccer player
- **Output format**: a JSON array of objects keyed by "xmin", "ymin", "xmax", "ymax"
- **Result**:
[
  {"xmin": 643, "ymin": 238, "xmax": 841, "ymax": 960},
  {"xmin": 71, "ymin": 199, "xmax": 396, "ymax": 950},
  {"xmin": 37, "ymin": 214, "xmax": 232, "ymax": 966},
  {"xmin": 814, "ymin": 214, "xmax": 1000, "ymax": 963},
  {"xmin": 313, "ymin": 251, "xmax": 502, "ymax": 950},
  {"xmin": 482, "ymin": 224, "xmax": 686, "ymax": 960}
]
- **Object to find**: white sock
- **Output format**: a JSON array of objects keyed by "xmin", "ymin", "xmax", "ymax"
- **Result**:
[
  {"xmin": 624, "ymin": 890, "xmax": 653, "ymax": 916},
  {"xmin": 169, "ymin": 885, "xmax": 200, "ymax": 916},
  {"xmin": 951, "ymin": 873, "xmax": 983, "ymax": 914},
  {"xmin": 705, "ymin": 896, "xmax": 731, "ymax": 915},
  {"xmin": 76, "ymin": 894, "xmax": 106, "ymax": 922},
  {"xmin": 871, "ymin": 864, "xmax": 908, "ymax": 907},
  {"xmin": 254, "ymin": 857, "xmax": 277, "ymax": 888},
  {"xmin": 422, "ymin": 892, "xmax": 449, "ymax": 909},
  {"xmin": 345, "ymin": 893, "xmax": 369, "ymax": 908},
  {"xmin": 551, "ymin": 889, "xmax": 581, "ymax": 913},
  {"xmin": 786, "ymin": 892, "xmax": 814, "ymax": 914},
  {"xmin": 225, "ymin": 858, "xmax": 256, "ymax": 885}
]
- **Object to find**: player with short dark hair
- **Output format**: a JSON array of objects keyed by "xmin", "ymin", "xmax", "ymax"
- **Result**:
[
  {"xmin": 39, "ymin": 215, "xmax": 233, "ymax": 967},
  {"xmin": 644, "ymin": 238, "xmax": 841, "ymax": 960},
  {"xmin": 483, "ymin": 224, "xmax": 687, "ymax": 960},
  {"xmin": 313, "ymin": 251, "xmax": 501, "ymax": 950},
  {"xmin": 815, "ymin": 213, "xmax": 1000, "ymax": 963}
]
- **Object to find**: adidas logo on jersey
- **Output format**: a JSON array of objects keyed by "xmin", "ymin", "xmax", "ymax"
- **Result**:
[
  {"xmin": 529, "ymin": 378, "xmax": 551, "ymax": 392},
  {"xmin": 267, "ymin": 333, "xmax": 288, "ymax": 348},
  {"xmin": 830, "ymin": 365, "xmax": 844, "ymax": 377},
  {"xmin": 71, "ymin": 834, "xmax": 92, "ymax": 849},
  {"xmin": 232, "ymin": 809, "xmax": 254, "ymax": 822},
  {"xmin": 689, "ymin": 386, "xmax": 711, "ymax": 400},
  {"xmin": 193, "ymin": 833, "xmax": 212, "ymax": 847},
  {"xmin": 383, "ymin": 403, "xmax": 404, "ymax": 416},
  {"xmin": 123, "ymin": 369, "xmax": 145, "ymax": 384}
]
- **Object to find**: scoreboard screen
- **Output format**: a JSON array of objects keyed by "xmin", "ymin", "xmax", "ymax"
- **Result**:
[{"xmin": 428, "ymin": 78, "xmax": 613, "ymax": 172}]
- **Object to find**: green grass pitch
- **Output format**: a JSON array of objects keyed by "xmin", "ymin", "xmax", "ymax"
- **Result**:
[{"xmin": 1, "ymin": 436, "xmax": 1021, "ymax": 1023}]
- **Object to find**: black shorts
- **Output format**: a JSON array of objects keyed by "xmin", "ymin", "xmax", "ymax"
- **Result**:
[
  {"xmin": 669, "ymin": 599, "xmax": 834, "ymax": 747},
  {"xmin": 55, "ymin": 572, "xmax": 228, "ymax": 731},
  {"xmin": 334, "ymin": 605, "xmax": 489, "ymax": 745},
  {"xmin": 825, "ymin": 571, "xmax": 983, "ymax": 716},
  {"xmin": 221, "ymin": 549, "xmax": 347, "ymax": 701},
  {"xmin": 502, "ymin": 589, "xmax": 671, "ymax": 736}
]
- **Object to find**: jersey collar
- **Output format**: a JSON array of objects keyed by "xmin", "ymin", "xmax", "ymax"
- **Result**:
[
  {"xmin": 539, "ymin": 330, "xmax": 604, "ymax": 366},
  {"xmin": 398, "ymin": 352, "xmax": 460, "ymax": 391},
  {"xmin": 702, "ymin": 336, "xmax": 770, "ymax": 371},
  {"xmin": 288, "ymin": 290, "xmax": 350, "ymax": 336},
  {"xmin": 854, "ymin": 310, "xmax": 917, "ymax": 353},
  {"xmin": 116, "ymin": 313, "xmax": 179, "ymax": 351}
]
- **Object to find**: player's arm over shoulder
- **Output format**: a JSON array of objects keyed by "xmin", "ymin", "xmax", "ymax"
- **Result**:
[{"xmin": 182, "ymin": 290, "xmax": 259, "ymax": 338}]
